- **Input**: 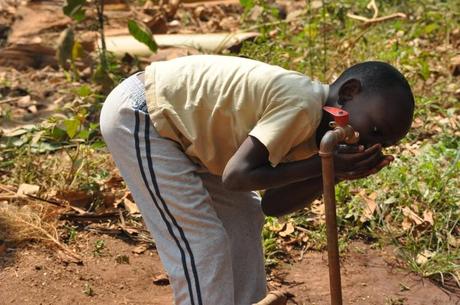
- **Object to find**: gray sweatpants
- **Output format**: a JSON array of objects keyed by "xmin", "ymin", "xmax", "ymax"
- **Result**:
[{"xmin": 100, "ymin": 74, "xmax": 267, "ymax": 305}]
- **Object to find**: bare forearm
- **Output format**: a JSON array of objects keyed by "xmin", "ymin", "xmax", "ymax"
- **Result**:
[
  {"xmin": 261, "ymin": 177, "xmax": 324, "ymax": 216},
  {"xmin": 223, "ymin": 154, "xmax": 322, "ymax": 191}
]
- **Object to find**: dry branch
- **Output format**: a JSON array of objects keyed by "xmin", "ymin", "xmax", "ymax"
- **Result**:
[
  {"xmin": 0, "ymin": 203, "xmax": 82, "ymax": 262},
  {"xmin": 347, "ymin": 0, "xmax": 406, "ymax": 26},
  {"xmin": 347, "ymin": 12, "xmax": 407, "ymax": 25}
]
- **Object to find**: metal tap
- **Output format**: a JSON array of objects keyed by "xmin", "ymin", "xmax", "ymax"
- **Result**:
[{"xmin": 319, "ymin": 106, "xmax": 359, "ymax": 305}]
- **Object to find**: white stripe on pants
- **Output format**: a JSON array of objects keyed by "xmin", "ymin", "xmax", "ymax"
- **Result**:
[{"xmin": 100, "ymin": 75, "xmax": 267, "ymax": 305}]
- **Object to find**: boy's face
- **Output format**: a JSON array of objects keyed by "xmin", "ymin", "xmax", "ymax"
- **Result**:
[{"xmin": 341, "ymin": 93, "xmax": 412, "ymax": 148}]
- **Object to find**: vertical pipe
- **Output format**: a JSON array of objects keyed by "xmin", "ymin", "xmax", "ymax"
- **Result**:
[{"xmin": 321, "ymin": 153, "xmax": 343, "ymax": 305}]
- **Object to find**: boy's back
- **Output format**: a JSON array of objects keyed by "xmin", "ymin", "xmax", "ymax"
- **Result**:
[{"xmin": 145, "ymin": 55, "xmax": 329, "ymax": 174}]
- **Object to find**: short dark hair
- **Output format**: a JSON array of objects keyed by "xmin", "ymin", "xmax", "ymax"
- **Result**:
[{"xmin": 337, "ymin": 61, "xmax": 415, "ymax": 109}]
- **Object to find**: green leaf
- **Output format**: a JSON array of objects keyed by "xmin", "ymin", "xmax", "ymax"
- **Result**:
[
  {"xmin": 74, "ymin": 84, "xmax": 92, "ymax": 98},
  {"xmin": 50, "ymin": 127, "xmax": 67, "ymax": 141},
  {"xmin": 239, "ymin": 0, "xmax": 254, "ymax": 10},
  {"xmin": 91, "ymin": 140, "xmax": 106, "ymax": 150},
  {"xmin": 71, "ymin": 40, "xmax": 84, "ymax": 61},
  {"xmin": 64, "ymin": 118, "xmax": 81, "ymax": 139},
  {"xmin": 77, "ymin": 129, "xmax": 90, "ymax": 140},
  {"xmin": 423, "ymin": 23, "xmax": 439, "ymax": 35},
  {"xmin": 128, "ymin": 20, "xmax": 158, "ymax": 53},
  {"xmin": 419, "ymin": 61, "xmax": 430, "ymax": 81},
  {"xmin": 63, "ymin": 0, "xmax": 87, "ymax": 22}
]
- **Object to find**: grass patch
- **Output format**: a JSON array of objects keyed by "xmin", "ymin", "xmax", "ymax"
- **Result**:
[{"xmin": 244, "ymin": 0, "xmax": 459, "ymax": 288}]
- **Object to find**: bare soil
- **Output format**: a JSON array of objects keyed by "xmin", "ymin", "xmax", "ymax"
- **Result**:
[
  {"xmin": 1, "ymin": 234, "xmax": 458, "ymax": 305},
  {"xmin": 1, "ymin": 1, "xmax": 459, "ymax": 305}
]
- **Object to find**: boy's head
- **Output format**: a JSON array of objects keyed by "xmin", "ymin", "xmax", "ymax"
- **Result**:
[{"xmin": 328, "ymin": 61, "xmax": 415, "ymax": 148}]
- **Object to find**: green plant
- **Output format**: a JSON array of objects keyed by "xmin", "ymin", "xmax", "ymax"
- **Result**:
[
  {"xmin": 93, "ymin": 239, "xmax": 105, "ymax": 256},
  {"xmin": 128, "ymin": 20, "xmax": 158, "ymax": 53},
  {"xmin": 115, "ymin": 254, "xmax": 130, "ymax": 264},
  {"xmin": 83, "ymin": 282, "xmax": 95, "ymax": 296},
  {"xmin": 64, "ymin": 225, "xmax": 78, "ymax": 244},
  {"xmin": 242, "ymin": 0, "xmax": 460, "ymax": 287}
]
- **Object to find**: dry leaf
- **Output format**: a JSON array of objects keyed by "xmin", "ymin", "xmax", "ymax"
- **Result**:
[
  {"xmin": 102, "ymin": 191, "xmax": 116, "ymax": 209},
  {"xmin": 279, "ymin": 223, "xmax": 295, "ymax": 237},
  {"xmin": 16, "ymin": 183, "xmax": 39, "ymax": 197},
  {"xmin": 123, "ymin": 197, "xmax": 140, "ymax": 215},
  {"xmin": 416, "ymin": 249, "xmax": 434, "ymax": 265},
  {"xmin": 401, "ymin": 217, "xmax": 412, "ymax": 231},
  {"xmin": 56, "ymin": 190, "xmax": 92, "ymax": 209},
  {"xmin": 268, "ymin": 222, "xmax": 284, "ymax": 232},
  {"xmin": 447, "ymin": 234, "xmax": 460, "ymax": 248},
  {"xmin": 402, "ymin": 207, "xmax": 423, "ymax": 225},
  {"xmin": 132, "ymin": 244, "xmax": 149, "ymax": 254},
  {"xmin": 152, "ymin": 273, "xmax": 170, "ymax": 286},
  {"xmin": 360, "ymin": 191, "xmax": 378, "ymax": 222},
  {"xmin": 423, "ymin": 210, "xmax": 434, "ymax": 226},
  {"xmin": 16, "ymin": 95, "xmax": 32, "ymax": 108}
]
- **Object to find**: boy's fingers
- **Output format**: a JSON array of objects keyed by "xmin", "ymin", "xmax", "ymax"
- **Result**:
[
  {"xmin": 354, "ymin": 150, "xmax": 384, "ymax": 169},
  {"xmin": 336, "ymin": 144, "xmax": 364, "ymax": 154},
  {"xmin": 338, "ymin": 144, "xmax": 382, "ymax": 163},
  {"xmin": 337, "ymin": 155, "xmax": 393, "ymax": 180}
]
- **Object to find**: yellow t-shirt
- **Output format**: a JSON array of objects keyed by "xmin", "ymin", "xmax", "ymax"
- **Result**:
[{"xmin": 144, "ymin": 55, "xmax": 329, "ymax": 175}]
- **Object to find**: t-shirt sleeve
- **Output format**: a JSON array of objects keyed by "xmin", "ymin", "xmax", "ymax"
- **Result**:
[{"xmin": 249, "ymin": 102, "xmax": 316, "ymax": 167}]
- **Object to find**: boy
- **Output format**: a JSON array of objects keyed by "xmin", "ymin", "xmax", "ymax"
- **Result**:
[{"xmin": 100, "ymin": 55, "xmax": 414, "ymax": 305}]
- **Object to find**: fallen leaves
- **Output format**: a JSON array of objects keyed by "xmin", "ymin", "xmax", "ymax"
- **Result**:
[
  {"xmin": 152, "ymin": 272, "xmax": 170, "ymax": 286},
  {"xmin": 278, "ymin": 222, "xmax": 295, "ymax": 238},
  {"xmin": 359, "ymin": 191, "xmax": 378, "ymax": 223},
  {"xmin": 132, "ymin": 244, "xmax": 149, "ymax": 254},
  {"xmin": 416, "ymin": 249, "xmax": 434, "ymax": 266},
  {"xmin": 401, "ymin": 206, "xmax": 435, "ymax": 232},
  {"xmin": 16, "ymin": 183, "xmax": 40, "ymax": 197},
  {"xmin": 122, "ymin": 196, "xmax": 140, "ymax": 216}
]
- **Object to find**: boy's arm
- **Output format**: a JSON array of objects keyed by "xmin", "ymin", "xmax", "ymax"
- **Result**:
[
  {"xmin": 222, "ymin": 136, "xmax": 390, "ymax": 192},
  {"xmin": 261, "ymin": 177, "xmax": 324, "ymax": 216},
  {"xmin": 222, "ymin": 136, "xmax": 323, "ymax": 191},
  {"xmin": 261, "ymin": 151, "xmax": 392, "ymax": 216}
]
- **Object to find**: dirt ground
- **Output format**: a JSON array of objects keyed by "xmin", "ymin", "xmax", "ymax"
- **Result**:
[
  {"xmin": 1, "ymin": 1, "xmax": 459, "ymax": 305},
  {"xmin": 1, "ymin": 233, "xmax": 458, "ymax": 305}
]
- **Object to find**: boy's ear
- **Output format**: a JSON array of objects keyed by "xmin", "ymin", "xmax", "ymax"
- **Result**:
[{"xmin": 338, "ymin": 79, "xmax": 362, "ymax": 105}]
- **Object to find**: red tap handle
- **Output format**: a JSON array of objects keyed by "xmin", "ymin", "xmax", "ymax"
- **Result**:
[{"xmin": 323, "ymin": 106, "xmax": 349, "ymax": 126}]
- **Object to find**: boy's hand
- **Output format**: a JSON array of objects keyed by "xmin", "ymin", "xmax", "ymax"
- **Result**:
[{"xmin": 334, "ymin": 143, "xmax": 394, "ymax": 180}]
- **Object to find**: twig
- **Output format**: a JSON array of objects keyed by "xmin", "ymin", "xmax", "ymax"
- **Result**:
[
  {"xmin": 367, "ymin": 0, "xmax": 379, "ymax": 19},
  {"xmin": 60, "ymin": 211, "xmax": 119, "ymax": 221},
  {"xmin": 0, "ymin": 195, "xmax": 17, "ymax": 200},
  {"xmin": 0, "ymin": 184, "xmax": 16, "ymax": 193},
  {"xmin": 96, "ymin": 0, "xmax": 108, "ymax": 71},
  {"xmin": 0, "ymin": 97, "xmax": 20, "ymax": 105},
  {"xmin": 347, "ymin": 0, "xmax": 406, "ymax": 26},
  {"xmin": 24, "ymin": 193, "xmax": 67, "ymax": 207},
  {"xmin": 347, "ymin": 12, "xmax": 407, "ymax": 25}
]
